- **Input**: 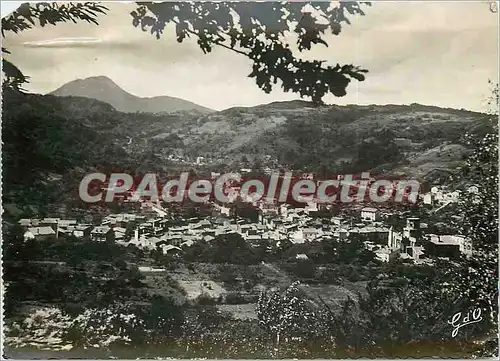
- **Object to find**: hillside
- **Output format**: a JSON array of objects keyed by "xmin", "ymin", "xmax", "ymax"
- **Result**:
[
  {"xmin": 49, "ymin": 76, "xmax": 214, "ymax": 114},
  {"xmin": 167, "ymin": 101, "xmax": 492, "ymax": 176},
  {"xmin": 46, "ymin": 95, "xmax": 492, "ymax": 178},
  {"xmin": 1, "ymin": 89, "xmax": 168, "ymax": 212},
  {"xmin": 45, "ymin": 77, "xmax": 493, "ymax": 179},
  {"xmin": 2, "ymin": 89, "xmax": 493, "ymax": 214}
]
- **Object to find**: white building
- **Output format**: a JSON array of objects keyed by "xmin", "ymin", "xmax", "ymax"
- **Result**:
[
  {"xmin": 305, "ymin": 201, "xmax": 318, "ymax": 213},
  {"xmin": 403, "ymin": 217, "xmax": 421, "ymax": 245},
  {"xmin": 23, "ymin": 230, "xmax": 35, "ymax": 241},
  {"xmin": 113, "ymin": 227, "xmax": 127, "ymax": 240},
  {"xmin": 24, "ymin": 226, "xmax": 56, "ymax": 241},
  {"xmin": 387, "ymin": 226, "xmax": 402, "ymax": 250},
  {"xmin": 161, "ymin": 244, "xmax": 182, "ymax": 255},
  {"xmin": 290, "ymin": 228, "xmax": 322, "ymax": 243},
  {"xmin": 443, "ymin": 191, "xmax": 460, "ymax": 204},
  {"xmin": 151, "ymin": 203, "xmax": 168, "ymax": 217},
  {"xmin": 422, "ymin": 193, "xmax": 435, "ymax": 205},
  {"xmin": 428, "ymin": 234, "xmax": 472, "ymax": 258},
  {"xmin": 330, "ymin": 216, "xmax": 343, "ymax": 226},
  {"xmin": 279, "ymin": 204, "xmax": 290, "ymax": 217},
  {"xmin": 19, "ymin": 219, "xmax": 32, "ymax": 227},
  {"xmin": 361, "ymin": 207, "xmax": 377, "ymax": 222},
  {"xmin": 91, "ymin": 226, "xmax": 113, "ymax": 241},
  {"xmin": 214, "ymin": 203, "xmax": 232, "ymax": 217},
  {"xmin": 374, "ymin": 247, "xmax": 392, "ymax": 262}
]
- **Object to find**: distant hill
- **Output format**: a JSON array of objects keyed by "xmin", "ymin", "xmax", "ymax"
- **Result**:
[
  {"xmin": 2, "ymin": 89, "xmax": 494, "ymax": 211},
  {"xmin": 174, "ymin": 101, "xmax": 492, "ymax": 176},
  {"xmin": 49, "ymin": 76, "xmax": 214, "ymax": 114},
  {"xmin": 26, "ymin": 92, "xmax": 493, "ymax": 178}
]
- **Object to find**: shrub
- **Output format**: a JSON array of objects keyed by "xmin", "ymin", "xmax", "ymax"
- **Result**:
[
  {"xmin": 225, "ymin": 292, "xmax": 247, "ymax": 305},
  {"xmin": 195, "ymin": 293, "xmax": 216, "ymax": 305}
]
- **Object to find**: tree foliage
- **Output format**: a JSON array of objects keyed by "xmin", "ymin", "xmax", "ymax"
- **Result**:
[
  {"xmin": 183, "ymin": 233, "xmax": 260, "ymax": 264},
  {"xmin": 131, "ymin": 1, "xmax": 370, "ymax": 103},
  {"xmin": 2, "ymin": 48, "xmax": 30, "ymax": 91},
  {"xmin": 3, "ymin": 1, "xmax": 370, "ymax": 101},
  {"xmin": 256, "ymin": 281, "xmax": 317, "ymax": 355},
  {"xmin": 443, "ymin": 83, "xmax": 499, "ymax": 350},
  {"xmin": 1, "ymin": 89, "xmax": 129, "ymax": 207},
  {"xmin": 321, "ymin": 262, "xmax": 493, "ymax": 356},
  {"xmin": 1, "ymin": 2, "xmax": 107, "ymax": 35}
]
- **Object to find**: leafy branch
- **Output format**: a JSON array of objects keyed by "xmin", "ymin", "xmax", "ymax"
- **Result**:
[
  {"xmin": 1, "ymin": 2, "xmax": 108, "ymax": 36},
  {"xmin": 131, "ymin": 1, "xmax": 371, "ymax": 103},
  {"xmin": 1, "ymin": 2, "xmax": 108, "ymax": 90}
]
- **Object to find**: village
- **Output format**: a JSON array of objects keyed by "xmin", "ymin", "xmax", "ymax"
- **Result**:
[{"xmin": 19, "ymin": 178, "xmax": 472, "ymax": 266}]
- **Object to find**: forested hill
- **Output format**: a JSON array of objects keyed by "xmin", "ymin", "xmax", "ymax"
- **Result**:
[
  {"xmin": 1, "ymin": 88, "xmax": 492, "ymax": 213},
  {"xmin": 171, "ymin": 100, "xmax": 492, "ymax": 176},
  {"xmin": 1, "ymin": 89, "xmax": 127, "ymax": 209}
]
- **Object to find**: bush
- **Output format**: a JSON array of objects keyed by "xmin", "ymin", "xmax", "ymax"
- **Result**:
[
  {"xmin": 195, "ymin": 293, "xmax": 216, "ymax": 305},
  {"xmin": 225, "ymin": 292, "xmax": 247, "ymax": 305},
  {"xmin": 283, "ymin": 260, "xmax": 317, "ymax": 280}
]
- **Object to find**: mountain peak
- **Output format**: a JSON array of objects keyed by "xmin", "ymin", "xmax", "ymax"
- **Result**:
[
  {"xmin": 73, "ymin": 75, "xmax": 120, "ymax": 86},
  {"xmin": 49, "ymin": 76, "xmax": 214, "ymax": 114},
  {"xmin": 54, "ymin": 76, "xmax": 123, "ymax": 95},
  {"xmin": 84, "ymin": 75, "xmax": 114, "ymax": 81}
]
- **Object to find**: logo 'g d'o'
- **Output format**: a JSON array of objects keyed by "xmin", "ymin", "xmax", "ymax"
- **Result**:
[{"xmin": 448, "ymin": 308, "xmax": 483, "ymax": 338}]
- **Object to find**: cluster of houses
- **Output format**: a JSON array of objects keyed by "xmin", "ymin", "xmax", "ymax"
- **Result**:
[
  {"xmin": 19, "ymin": 185, "xmax": 472, "ymax": 265},
  {"xmin": 373, "ymin": 216, "xmax": 472, "ymax": 263},
  {"xmin": 421, "ymin": 186, "xmax": 461, "ymax": 207}
]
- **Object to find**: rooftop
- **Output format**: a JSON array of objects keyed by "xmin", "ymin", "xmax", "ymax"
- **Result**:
[{"xmin": 26, "ymin": 227, "xmax": 56, "ymax": 236}]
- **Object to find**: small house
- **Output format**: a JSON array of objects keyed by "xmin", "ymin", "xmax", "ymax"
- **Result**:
[
  {"xmin": 361, "ymin": 207, "xmax": 377, "ymax": 222},
  {"xmin": 24, "ymin": 226, "xmax": 56, "ymax": 241}
]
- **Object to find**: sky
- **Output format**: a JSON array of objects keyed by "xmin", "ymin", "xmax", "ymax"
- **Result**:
[{"xmin": 2, "ymin": 1, "xmax": 499, "ymax": 112}]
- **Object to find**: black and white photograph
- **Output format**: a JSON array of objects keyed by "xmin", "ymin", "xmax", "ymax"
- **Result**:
[{"xmin": 1, "ymin": 1, "xmax": 499, "ymax": 359}]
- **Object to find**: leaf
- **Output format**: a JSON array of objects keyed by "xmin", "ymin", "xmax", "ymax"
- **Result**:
[
  {"xmin": 176, "ymin": 22, "xmax": 188, "ymax": 43},
  {"xmin": 331, "ymin": 22, "xmax": 342, "ymax": 35}
]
